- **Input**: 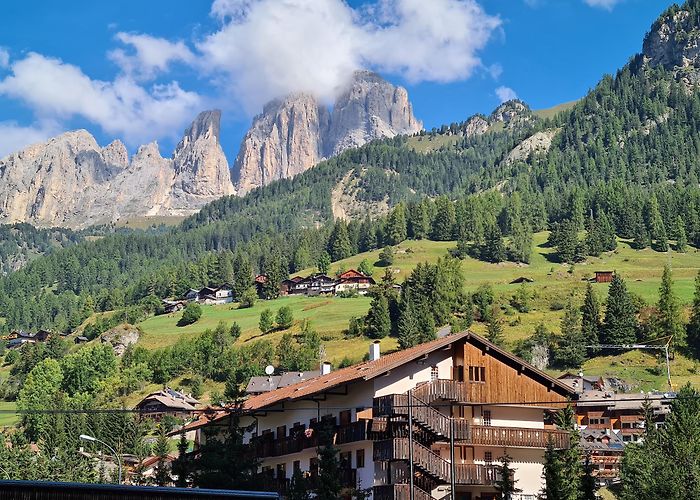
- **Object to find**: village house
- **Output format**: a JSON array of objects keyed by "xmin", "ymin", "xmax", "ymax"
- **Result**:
[
  {"xmin": 182, "ymin": 285, "xmax": 234, "ymax": 305},
  {"xmin": 557, "ymin": 372, "xmax": 607, "ymax": 394},
  {"xmin": 579, "ymin": 428, "xmax": 625, "ymax": 485},
  {"xmin": 5, "ymin": 329, "xmax": 54, "ymax": 349},
  {"xmin": 593, "ymin": 271, "xmax": 614, "ymax": 284},
  {"xmin": 135, "ymin": 387, "xmax": 201, "ymax": 421},
  {"xmin": 575, "ymin": 389, "xmax": 674, "ymax": 444},
  {"xmin": 183, "ymin": 331, "xmax": 575, "ymax": 500},
  {"xmin": 335, "ymin": 269, "xmax": 376, "ymax": 295},
  {"xmin": 246, "ymin": 370, "xmax": 322, "ymax": 395}
]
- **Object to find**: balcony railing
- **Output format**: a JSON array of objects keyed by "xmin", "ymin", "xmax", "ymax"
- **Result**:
[
  {"xmin": 374, "ymin": 438, "xmax": 498, "ymax": 485},
  {"xmin": 250, "ymin": 420, "xmax": 369, "ymax": 459},
  {"xmin": 412, "ymin": 380, "xmax": 467, "ymax": 404},
  {"xmin": 465, "ymin": 425, "xmax": 570, "ymax": 449}
]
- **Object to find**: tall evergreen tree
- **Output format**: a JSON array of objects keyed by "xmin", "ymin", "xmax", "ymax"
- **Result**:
[
  {"xmin": 655, "ymin": 264, "xmax": 685, "ymax": 346},
  {"xmin": 316, "ymin": 422, "xmax": 342, "ymax": 500},
  {"xmin": 385, "ymin": 203, "xmax": 408, "ymax": 245},
  {"xmin": 365, "ymin": 294, "xmax": 391, "ymax": 339},
  {"xmin": 602, "ymin": 274, "xmax": 637, "ymax": 345},
  {"xmin": 509, "ymin": 219, "xmax": 533, "ymax": 264},
  {"xmin": 259, "ymin": 250, "xmax": 288, "ymax": 300},
  {"xmin": 153, "ymin": 424, "xmax": 172, "ymax": 487},
  {"xmin": 486, "ymin": 309, "xmax": 505, "ymax": 347},
  {"xmin": 495, "ymin": 452, "xmax": 521, "ymax": 500},
  {"xmin": 328, "ymin": 220, "xmax": 353, "ymax": 261},
  {"xmin": 554, "ymin": 302, "xmax": 586, "ymax": 368},
  {"xmin": 687, "ymin": 271, "xmax": 700, "ymax": 355},
  {"xmin": 482, "ymin": 221, "xmax": 506, "ymax": 263},
  {"xmin": 431, "ymin": 195, "xmax": 456, "ymax": 241},
  {"xmin": 676, "ymin": 216, "xmax": 688, "ymax": 253},
  {"xmin": 581, "ymin": 283, "xmax": 601, "ymax": 351}
]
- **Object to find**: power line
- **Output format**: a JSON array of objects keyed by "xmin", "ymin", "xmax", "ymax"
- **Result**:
[{"xmin": 0, "ymin": 394, "xmax": 687, "ymax": 416}]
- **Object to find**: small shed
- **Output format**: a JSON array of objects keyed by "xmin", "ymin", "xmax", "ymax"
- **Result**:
[{"xmin": 594, "ymin": 271, "xmax": 614, "ymax": 283}]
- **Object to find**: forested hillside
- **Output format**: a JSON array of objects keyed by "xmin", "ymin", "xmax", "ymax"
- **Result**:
[{"xmin": 5, "ymin": 0, "xmax": 700, "ymax": 339}]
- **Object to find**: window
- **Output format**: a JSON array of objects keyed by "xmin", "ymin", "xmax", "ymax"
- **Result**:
[
  {"xmin": 356, "ymin": 449, "xmax": 365, "ymax": 468},
  {"xmin": 310, "ymin": 458, "xmax": 319, "ymax": 477},
  {"xmin": 468, "ymin": 366, "xmax": 486, "ymax": 383},
  {"xmin": 340, "ymin": 451, "xmax": 352, "ymax": 469},
  {"xmin": 431, "ymin": 365, "xmax": 439, "ymax": 381},
  {"xmin": 293, "ymin": 460, "xmax": 301, "ymax": 473},
  {"xmin": 276, "ymin": 463, "xmax": 286, "ymax": 479},
  {"xmin": 484, "ymin": 451, "xmax": 493, "ymax": 464},
  {"xmin": 276, "ymin": 425, "xmax": 287, "ymax": 439},
  {"xmin": 483, "ymin": 410, "xmax": 492, "ymax": 426}
]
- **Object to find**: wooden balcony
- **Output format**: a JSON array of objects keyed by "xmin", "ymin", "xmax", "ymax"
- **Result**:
[
  {"xmin": 374, "ymin": 438, "xmax": 498, "ymax": 485},
  {"xmin": 464, "ymin": 425, "xmax": 570, "ymax": 449},
  {"xmin": 250, "ymin": 420, "xmax": 369, "ymax": 459},
  {"xmin": 412, "ymin": 380, "xmax": 467, "ymax": 403}
]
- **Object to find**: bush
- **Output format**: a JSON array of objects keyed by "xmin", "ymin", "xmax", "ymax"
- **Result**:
[
  {"xmin": 259, "ymin": 308, "xmax": 274, "ymax": 334},
  {"xmin": 276, "ymin": 306, "xmax": 294, "ymax": 330},
  {"xmin": 239, "ymin": 287, "xmax": 257, "ymax": 309},
  {"xmin": 337, "ymin": 289, "xmax": 359, "ymax": 298},
  {"xmin": 178, "ymin": 303, "xmax": 202, "ymax": 326},
  {"xmin": 346, "ymin": 316, "xmax": 364, "ymax": 338},
  {"xmin": 230, "ymin": 322, "xmax": 242, "ymax": 341},
  {"xmin": 378, "ymin": 246, "xmax": 394, "ymax": 267},
  {"xmin": 549, "ymin": 299, "xmax": 566, "ymax": 311}
]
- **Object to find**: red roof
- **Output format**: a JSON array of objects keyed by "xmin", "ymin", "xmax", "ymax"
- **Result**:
[{"xmin": 338, "ymin": 269, "xmax": 367, "ymax": 279}]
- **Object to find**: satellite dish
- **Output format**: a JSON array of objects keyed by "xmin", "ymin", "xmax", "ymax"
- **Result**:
[{"xmin": 265, "ymin": 365, "xmax": 275, "ymax": 376}]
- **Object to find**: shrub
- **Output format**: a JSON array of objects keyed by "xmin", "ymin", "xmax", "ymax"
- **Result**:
[
  {"xmin": 378, "ymin": 246, "xmax": 394, "ymax": 266},
  {"xmin": 178, "ymin": 303, "xmax": 202, "ymax": 326},
  {"xmin": 239, "ymin": 287, "xmax": 257, "ymax": 309},
  {"xmin": 276, "ymin": 306, "xmax": 294, "ymax": 330},
  {"xmin": 259, "ymin": 309, "xmax": 274, "ymax": 334}
]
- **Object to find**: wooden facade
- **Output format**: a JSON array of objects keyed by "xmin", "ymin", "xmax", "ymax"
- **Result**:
[
  {"xmin": 594, "ymin": 271, "xmax": 614, "ymax": 283},
  {"xmin": 454, "ymin": 335, "xmax": 572, "ymax": 405}
]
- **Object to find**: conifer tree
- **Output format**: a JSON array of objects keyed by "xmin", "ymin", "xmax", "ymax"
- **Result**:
[
  {"xmin": 408, "ymin": 200, "xmax": 430, "ymax": 240},
  {"xmin": 495, "ymin": 452, "xmax": 521, "ymax": 500},
  {"xmin": 288, "ymin": 467, "xmax": 311, "ymax": 500},
  {"xmin": 385, "ymin": 203, "xmax": 408, "ymax": 245},
  {"xmin": 260, "ymin": 250, "xmax": 288, "ymax": 299},
  {"xmin": 687, "ymin": 271, "xmax": 700, "ymax": 355},
  {"xmin": 585, "ymin": 215, "xmax": 602, "ymax": 257},
  {"xmin": 153, "ymin": 424, "xmax": 172, "ymax": 487},
  {"xmin": 316, "ymin": 422, "xmax": 342, "ymax": 500},
  {"xmin": 328, "ymin": 220, "xmax": 352, "ymax": 261},
  {"xmin": 554, "ymin": 302, "xmax": 586, "ymax": 368},
  {"xmin": 259, "ymin": 309, "xmax": 274, "ymax": 334},
  {"xmin": 482, "ymin": 221, "xmax": 506, "ymax": 263},
  {"xmin": 675, "ymin": 216, "xmax": 688, "ymax": 252},
  {"xmin": 231, "ymin": 252, "xmax": 253, "ymax": 300},
  {"xmin": 581, "ymin": 282, "xmax": 601, "ymax": 350},
  {"xmin": 397, "ymin": 292, "xmax": 421, "ymax": 349},
  {"xmin": 580, "ymin": 454, "xmax": 598, "ymax": 500},
  {"xmin": 486, "ymin": 308, "xmax": 505, "ymax": 347},
  {"xmin": 316, "ymin": 252, "xmax": 331, "ymax": 274},
  {"xmin": 358, "ymin": 215, "xmax": 377, "ymax": 252},
  {"xmin": 509, "ymin": 219, "xmax": 533, "ymax": 264},
  {"xmin": 365, "ymin": 295, "xmax": 391, "ymax": 339},
  {"xmin": 602, "ymin": 274, "xmax": 637, "ymax": 345},
  {"xmin": 431, "ymin": 195, "xmax": 456, "ymax": 241},
  {"xmin": 655, "ymin": 264, "xmax": 684, "ymax": 346},
  {"xmin": 598, "ymin": 211, "xmax": 617, "ymax": 252},
  {"xmin": 632, "ymin": 221, "xmax": 650, "ymax": 250}
]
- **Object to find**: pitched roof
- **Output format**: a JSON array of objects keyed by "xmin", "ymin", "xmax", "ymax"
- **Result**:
[{"xmin": 178, "ymin": 330, "xmax": 576, "ymax": 432}]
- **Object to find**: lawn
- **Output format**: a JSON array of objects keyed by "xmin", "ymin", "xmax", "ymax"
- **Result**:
[
  {"xmin": 136, "ymin": 231, "xmax": 700, "ymax": 392},
  {"xmin": 0, "ymin": 401, "xmax": 18, "ymax": 428},
  {"xmin": 137, "ymin": 294, "xmax": 396, "ymax": 363}
]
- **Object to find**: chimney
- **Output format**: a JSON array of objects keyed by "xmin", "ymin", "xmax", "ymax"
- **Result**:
[
  {"xmin": 369, "ymin": 341, "xmax": 381, "ymax": 362},
  {"xmin": 321, "ymin": 362, "xmax": 332, "ymax": 375}
]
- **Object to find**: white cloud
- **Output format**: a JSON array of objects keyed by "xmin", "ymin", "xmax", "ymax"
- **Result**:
[
  {"xmin": 109, "ymin": 32, "xmax": 196, "ymax": 80},
  {"xmin": 487, "ymin": 63, "xmax": 503, "ymax": 80},
  {"xmin": 0, "ymin": 120, "xmax": 60, "ymax": 158},
  {"xmin": 0, "ymin": 48, "xmax": 9, "ymax": 68},
  {"xmin": 495, "ymin": 85, "xmax": 517, "ymax": 103},
  {"xmin": 0, "ymin": 53, "xmax": 203, "ymax": 147},
  {"xmin": 199, "ymin": 0, "xmax": 501, "ymax": 112},
  {"xmin": 583, "ymin": 0, "xmax": 622, "ymax": 10}
]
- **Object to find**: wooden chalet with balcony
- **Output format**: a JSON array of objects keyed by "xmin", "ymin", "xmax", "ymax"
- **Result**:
[{"xmin": 184, "ymin": 331, "xmax": 576, "ymax": 500}]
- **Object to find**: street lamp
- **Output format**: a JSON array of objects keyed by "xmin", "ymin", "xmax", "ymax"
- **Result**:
[{"xmin": 80, "ymin": 434, "xmax": 122, "ymax": 484}]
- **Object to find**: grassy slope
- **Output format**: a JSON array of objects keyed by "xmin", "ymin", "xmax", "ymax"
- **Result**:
[
  {"xmin": 137, "ymin": 232, "xmax": 700, "ymax": 392},
  {"xmin": 0, "ymin": 401, "xmax": 18, "ymax": 428}
]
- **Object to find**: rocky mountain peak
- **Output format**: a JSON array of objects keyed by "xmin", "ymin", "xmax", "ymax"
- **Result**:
[
  {"xmin": 490, "ymin": 100, "xmax": 532, "ymax": 126},
  {"xmin": 643, "ymin": 2, "xmax": 700, "ymax": 85},
  {"xmin": 179, "ymin": 110, "xmax": 222, "ymax": 148},
  {"xmin": 0, "ymin": 110, "xmax": 235, "ymax": 228},
  {"xmin": 233, "ymin": 72, "xmax": 422, "ymax": 194}
]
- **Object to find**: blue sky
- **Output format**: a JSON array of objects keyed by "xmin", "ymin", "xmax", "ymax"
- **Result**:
[{"xmin": 0, "ymin": 0, "xmax": 673, "ymax": 161}]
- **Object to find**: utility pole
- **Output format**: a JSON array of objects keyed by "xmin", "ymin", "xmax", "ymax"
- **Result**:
[{"xmin": 586, "ymin": 336, "xmax": 674, "ymax": 390}]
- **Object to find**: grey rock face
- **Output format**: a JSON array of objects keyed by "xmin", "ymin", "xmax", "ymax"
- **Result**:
[
  {"xmin": 490, "ymin": 100, "xmax": 533, "ymax": 129},
  {"xmin": 234, "ymin": 71, "xmax": 422, "ymax": 194},
  {"xmin": 644, "ymin": 8, "xmax": 700, "ymax": 85},
  {"xmin": 0, "ymin": 110, "xmax": 235, "ymax": 228}
]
